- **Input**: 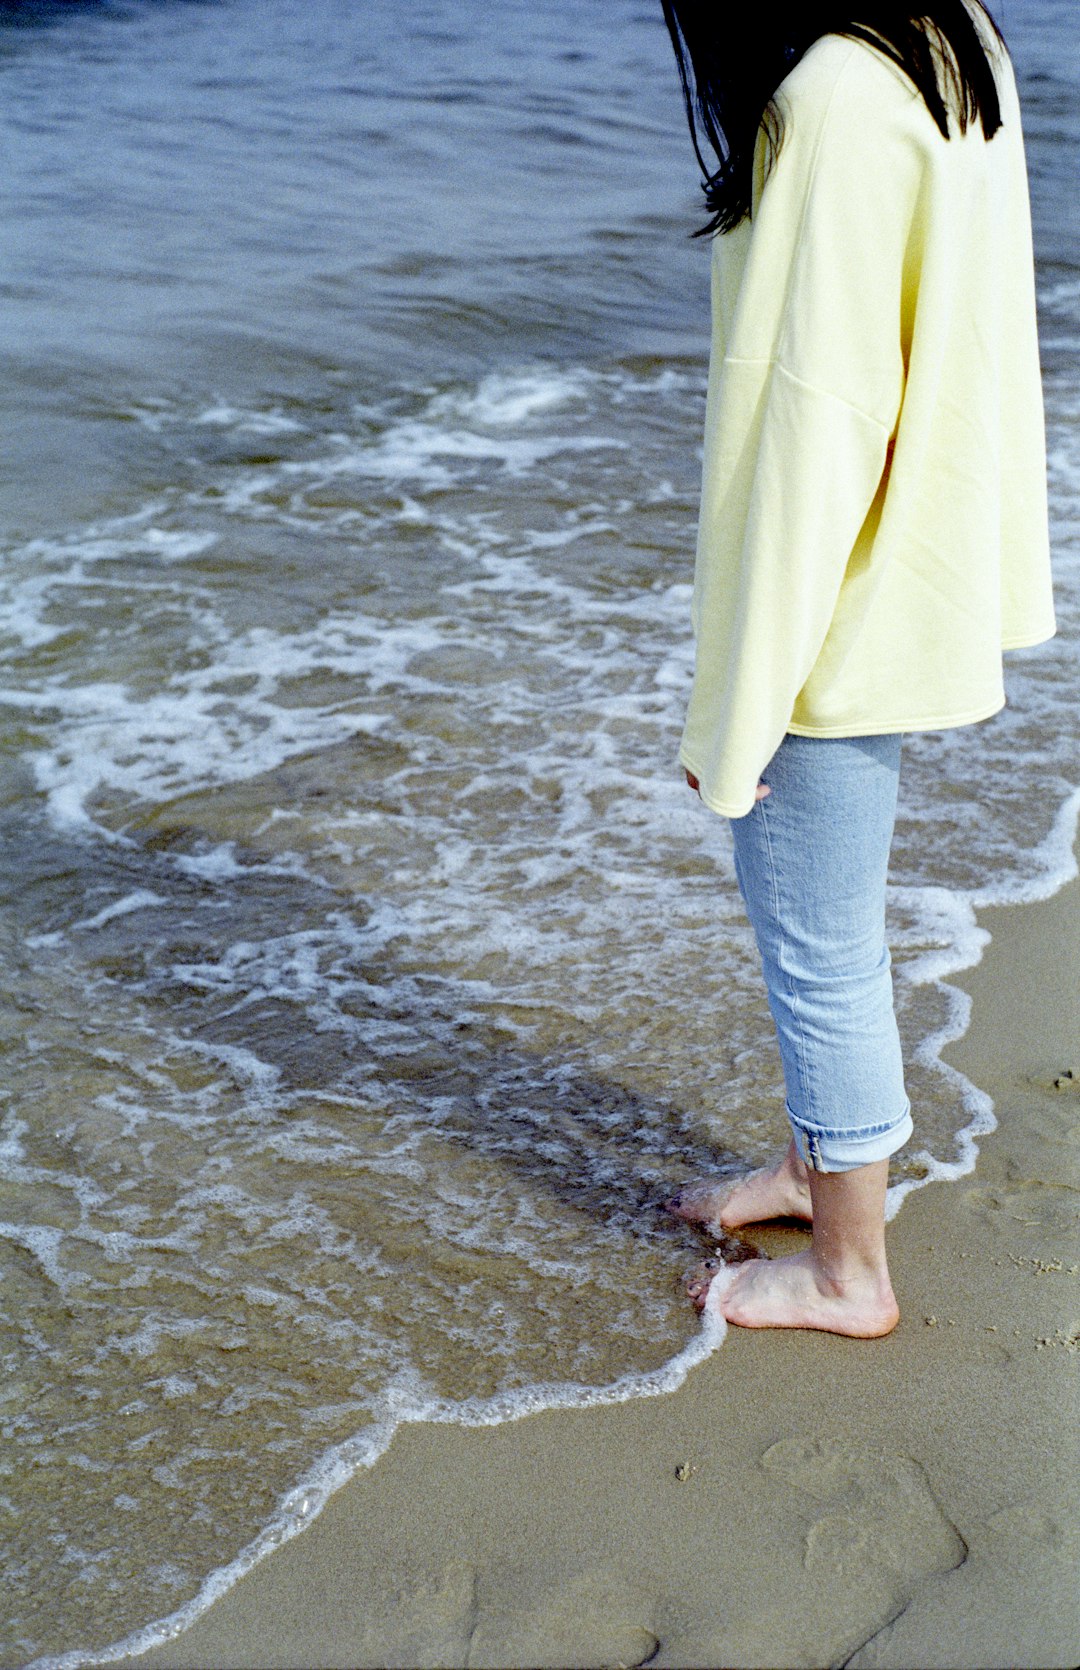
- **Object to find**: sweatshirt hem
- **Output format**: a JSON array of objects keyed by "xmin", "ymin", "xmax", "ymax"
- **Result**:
[
  {"xmin": 1001, "ymin": 623, "xmax": 1056, "ymax": 650},
  {"xmin": 680, "ymin": 694, "xmax": 1012, "ymax": 819},
  {"xmin": 785, "ymin": 696, "xmax": 1006, "ymax": 738}
]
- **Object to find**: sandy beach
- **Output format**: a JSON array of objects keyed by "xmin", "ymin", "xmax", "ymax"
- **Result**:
[{"xmin": 123, "ymin": 838, "xmax": 1080, "ymax": 1670}]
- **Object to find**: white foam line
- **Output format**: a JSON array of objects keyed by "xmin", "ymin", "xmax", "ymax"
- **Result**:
[
  {"xmin": 883, "ymin": 781, "xmax": 1080, "ymax": 1221},
  {"xmin": 26, "ymin": 891, "xmax": 166, "ymax": 947},
  {"xmin": 29, "ymin": 1308, "xmax": 723, "ymax": 1670},
  {"xmin": 69, "ymin": 891, "xmax": 167, "ymax": 934},
  {"xmin": 0, "ymin": 1223, "xmax": 72, "ymax": 1295}
]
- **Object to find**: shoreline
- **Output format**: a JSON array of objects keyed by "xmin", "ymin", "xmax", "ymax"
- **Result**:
[{"xmin": 98, "ymin": 834, "xmax": 1080, "ymax": 1670}]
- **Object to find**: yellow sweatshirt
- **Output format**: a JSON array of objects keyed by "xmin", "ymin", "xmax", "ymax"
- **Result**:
[{"xmin": 679, "ymin": 25, "xmax": 1056, "ymax": 819}]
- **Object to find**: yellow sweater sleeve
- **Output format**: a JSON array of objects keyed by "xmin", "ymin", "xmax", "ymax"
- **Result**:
[{"xmin": 679, "ymin": 42, "xmax": 928, "ymax": 817}]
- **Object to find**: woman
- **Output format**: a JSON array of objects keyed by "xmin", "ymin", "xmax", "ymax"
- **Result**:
[{"xmin": 662, "ymin": 1, "xmax": 1055, "ymax": 1336}]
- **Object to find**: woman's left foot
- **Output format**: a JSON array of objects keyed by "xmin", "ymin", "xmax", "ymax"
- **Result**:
[
  {"xmin": 685, "ymin": 1249, "xmax": 899, "ymax": 1338},
  {"xmin": 666, "ymin": 1153, "xmax": 812, "ymax": 1232}
]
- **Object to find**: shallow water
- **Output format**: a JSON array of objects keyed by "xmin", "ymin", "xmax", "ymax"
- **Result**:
[{"xmin": 0, "ymin": 1, "xmax": 1076, "ymax": 1663}]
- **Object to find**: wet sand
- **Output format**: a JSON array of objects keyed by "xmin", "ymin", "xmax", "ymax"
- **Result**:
[{"xmin": 126, "ymin": 840, "xmax": 1080, "ymax": 1670}]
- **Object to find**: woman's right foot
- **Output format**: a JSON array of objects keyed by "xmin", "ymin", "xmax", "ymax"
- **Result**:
[
  {"xmin": 685, "ymin": 1248, "xmax": 899, "ymax": 1337},
  {"xmin": 666, "ymin": 1140, "xmax": 813, "ymax": 1232}
]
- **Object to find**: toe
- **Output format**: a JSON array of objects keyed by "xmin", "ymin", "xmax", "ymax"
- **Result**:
[
  {"xmin": 666, "ymin": 1180, "xmax": 726, "ymax": 1223},
  {"xmin": 667, "ymin": 1184, "xmax": 707, "ymax": 1213},
  {"xmin": 683, "ymin": 1257, "xmax": 720, "ymax": 1300}
]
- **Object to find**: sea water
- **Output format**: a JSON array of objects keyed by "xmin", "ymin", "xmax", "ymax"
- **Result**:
[{"xmin": 0, "ymin": 1, "xmax": 1076, "ymax": 1662}]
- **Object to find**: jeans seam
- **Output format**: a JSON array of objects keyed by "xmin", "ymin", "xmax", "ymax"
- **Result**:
[{"xmin": 758, "ymin": 788, "xmax": 814, "ymax": 1129}]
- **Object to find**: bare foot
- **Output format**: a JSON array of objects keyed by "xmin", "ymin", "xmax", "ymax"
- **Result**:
[
  {"xmin": 667, "ymin": 1141, "xmax": 812, "ymax": 1233},
  {"xmin": 686, "ymin": 1249, "xmax": 899, "ymax": 1338}
]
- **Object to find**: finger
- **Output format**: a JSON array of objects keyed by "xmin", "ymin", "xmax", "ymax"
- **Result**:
[{"xmin": 754, "ymin": 782, "xmax": 771, "ymax": 800}]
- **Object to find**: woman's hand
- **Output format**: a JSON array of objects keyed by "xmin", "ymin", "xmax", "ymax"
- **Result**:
[{"xmin": 684, "ymin": 769, "xmax": 770, "ymax": 801}]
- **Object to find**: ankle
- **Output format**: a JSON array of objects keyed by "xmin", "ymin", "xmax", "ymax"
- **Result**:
[
  {"xmin": 781, "ymin": 1142, "xmax": 811, "ymax": 1190},
  {"xmin": 811, "ymin": 1242, "xmax": 891, "ymax": 1292}
]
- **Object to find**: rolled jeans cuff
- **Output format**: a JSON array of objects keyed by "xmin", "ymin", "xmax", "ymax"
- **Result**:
[{"xmin": 788, "ymin": 1100, "xmax": 914, "ymax": 1174}]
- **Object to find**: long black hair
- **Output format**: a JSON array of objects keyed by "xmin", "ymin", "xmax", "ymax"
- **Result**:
[{"xmin": 661, "ymin": 3, "xmax": 1010, "ymax": 235}]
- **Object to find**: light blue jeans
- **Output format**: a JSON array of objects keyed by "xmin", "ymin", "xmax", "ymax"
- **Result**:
[{"xmin": 729, "ymin": 732, "xmax": 912, "ymax": 1173}]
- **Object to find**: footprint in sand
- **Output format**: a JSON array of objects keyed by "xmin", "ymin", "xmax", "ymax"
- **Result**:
[
  {"xmin": 759, "ymin": 1436, "xmax": 967, "ymax": 1661},
  {"xmin": 465, "ymin": 1560, "xmax": 660, "ymax": 1668}
]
